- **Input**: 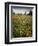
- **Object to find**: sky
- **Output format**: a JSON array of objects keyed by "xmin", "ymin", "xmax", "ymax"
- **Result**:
[{"xmin": 12, "ymin": 7, "xmax": 32, "ymax": 14}]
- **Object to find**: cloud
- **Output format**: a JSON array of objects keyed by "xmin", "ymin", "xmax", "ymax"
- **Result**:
[{"xmin": 12, "ymin": 8, "xmax": 32, "ymax": 14}]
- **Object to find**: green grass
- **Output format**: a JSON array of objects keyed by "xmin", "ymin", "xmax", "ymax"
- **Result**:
[{"xmin": 11, "ymin": 15, "xmax": 32, "ymax": 38}]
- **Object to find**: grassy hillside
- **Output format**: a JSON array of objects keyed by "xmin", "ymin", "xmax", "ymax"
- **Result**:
[{"xmin": 11, "ymin": 15, "xmax": 32, "ymax": 38}]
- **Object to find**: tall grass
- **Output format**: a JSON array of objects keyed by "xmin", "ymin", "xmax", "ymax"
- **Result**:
[{"xmin": 11, "ymin": 15, "xmax": 32, "ymax": 38}]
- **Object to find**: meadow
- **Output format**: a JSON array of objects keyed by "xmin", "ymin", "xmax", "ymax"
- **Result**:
[{"xmin": 11, "ymin": 15, "xmax": 32, "ymax": 38}]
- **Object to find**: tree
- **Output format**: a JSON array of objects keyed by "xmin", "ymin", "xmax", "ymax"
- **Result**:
[
  {"xmin": 28, "ymin": 10, "xmax": 32, "ymax": 15},
  {"xmin": 12, "ymin": 12, "xmax": 15, "ymax": 15},
  {"xmin": 11, "ymin": 9, "xmax": 15, "ymax": 15},
  {"xmin": 24, "ymin": 12, "xmax": 26, "ymax": 15}
]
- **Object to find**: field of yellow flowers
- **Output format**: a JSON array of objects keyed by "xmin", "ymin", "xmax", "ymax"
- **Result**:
[{"xmin": 11, "ymin": 15, "xmax": 32, "ymax": 38}]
